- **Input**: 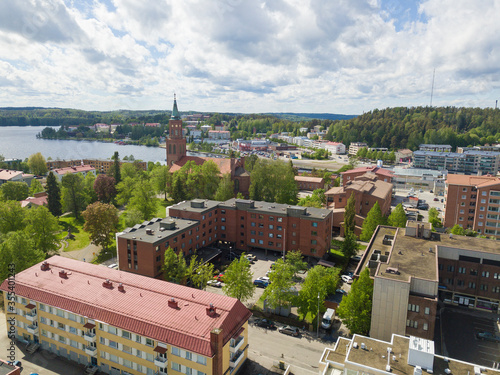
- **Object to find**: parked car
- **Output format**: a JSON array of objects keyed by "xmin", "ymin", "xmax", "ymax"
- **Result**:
[
  {"xmin": 255, "ymin": 319, "xmax": 276, "ymax": 329},
  {"xmin": 417, "ymin": 204, "xmax": 429, "ymax": 210},
  {"xmin": 441, "ymin": 199, "xmax": 444, "ymax": 203},
  {"xmin": 253, "ymin": 279, "xmax": 269, "ymax": 288},
  {"xmin": 351, "ymin": 255, "xmax": 362, "ymax": 262},
  {"xmin": 430, "ymin": 189, "xmax": 433, "ymax": 193},
  {"xmin": 207, "ymin": 280, "xmax": 222, "ymax": 288},
  {"xmin": 476, "ymin": 331, "xmax": 500, "ymax": 342},
  {"xmin": 341, "ymin": 275, "xmax": 353, "ymax": 284},
  {"xmin": 107, "ymin": 263, "xmax": 118, "ymax": 269},
  {"xmin": 257, "ymin": 276, "xmax": 270, "ymax": 283},
  {"xmin": 245, "ymin": 254, "xmax": 257, "ymax": 261},
  {"xmin": 335, "ymin": 288, "xmax": 348, "ymax": 295},
  {"xmin": 343, "ymin": 271, "xmax": 354, "ymax": 278},
  {"xmin": 279, "ymin": 326, "xmax": 300, "ymax": 336},
  {"xmin": 213, "ymin": 273, "xmax": 225, "ymax": 282}
]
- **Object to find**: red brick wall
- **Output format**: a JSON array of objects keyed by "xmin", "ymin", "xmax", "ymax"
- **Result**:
[{"xmin": 405, "ymin": 294, "xmax": 437, "ymax": 340}]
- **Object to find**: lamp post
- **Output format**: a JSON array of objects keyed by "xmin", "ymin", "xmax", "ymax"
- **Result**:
[{"xmin": 317, "ymin": 292, "xmax": 320, "ymax": 338}]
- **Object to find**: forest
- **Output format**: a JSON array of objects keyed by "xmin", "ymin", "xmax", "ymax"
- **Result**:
[{"xmin": 2, "ymin": 106, "xmax": 500, "ymax": 150}]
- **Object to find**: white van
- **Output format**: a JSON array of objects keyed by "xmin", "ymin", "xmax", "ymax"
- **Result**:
[{"xmin": 321, "ymin": 308, "xmax": 335, "ymax": 329}]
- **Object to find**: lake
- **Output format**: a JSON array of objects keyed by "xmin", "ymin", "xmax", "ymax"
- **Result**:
[{"xmin": 0, "ymin": 126, "xmax": 168, "ymax": 163}]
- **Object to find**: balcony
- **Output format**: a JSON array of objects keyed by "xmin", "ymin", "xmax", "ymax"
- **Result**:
[
  {"xmin": 26, "ymin": 312, "xmax": 37, "ymax": 322},
  {"xmin": 85, "ymin": 346, "xmax": 97, "ymax": 356},
  {"xmin": 229, "ymin": 350, "xmax": 245, "ymax": 369},
  {"xmin": 83, "ymin": 332, "xmax": 96, "ymax": 343},
  {"xmin": 154, "ymin": 356, "xmax": 168, "ymax": 368},
  {"xmin": 26, "ymin": 325, "xmax": 39, "ymax": 335},
  {"xmin": 229, "ymin": 336, "xmax": 245, "ymax": 353}
]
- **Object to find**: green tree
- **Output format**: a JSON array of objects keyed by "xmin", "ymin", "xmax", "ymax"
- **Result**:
[
  {"xmin": 163, "ymin": 247, "xmax": 187, "ymax": 284},
  {"xmin": 82, "ymin": 202, "xmax": 119, "ymax": 252},
  {"xmin": 61, "ymin": 173, "xmax": 86, "ymax": 219},
  {"xmin": 360, "ymin": 201, "xmax": 384, "ymax": 242},
  {"xmin": 28, "ymin": 152, "xmax": 48, "ymax": 176},
  {"xmin": 214, "ymin": 173, "xmax": 235, "ymax": 201},
  {"xmin": 0, "ymin": 231, "xmax": 45, "ymax": 282},
  {"xmin": 186, "ymin": 256, "xmax": 214, "ymax": 290},
  {"xmin": 116, "ymin": 176, "xmax": 138, "ymax": 206},
  {"xmin": 337, "ymin": 268, "xmax": 373, "ymax": 335},
  {"xmin": 111, "ymin": 151, "xmax": 121, "ymax": 184},
  {"xmin": 46, "ymin": 171, "xmax": 62, "ymax": 217},
  {"xmin": 285, "ymin": 250, "xmax": 307, "ymax": 277},
  {"xmin": 341, "ymin": 229, "xmax": 359, "ymax": 260},
  {"xmin": 249, "ymin": 159, "xmax": 297, "ymax": 204},
  {"xmin": 0, "ymin": 181, "xmax": 29, "ymax": 201},
  {"xmin": 151, "ymin": 165, "xmax": 171, "ymax": 200},
  {"xmin": 84, "ymin": 172, "xmax": 98, "ymax": 204},
  {"xmin": 124, "ymin": 208, "xmax": 144, "ymax": 227},
  {"xmin": 344, "ymin": 193, "xmax": 356, "ymax": 234},
  {"xmin": 428, "ymin": 207, "xmax": 443, "ymax": 228},
  {"xmin": 128, "ymin": 180, "xmax": 158, "ymax": 221},
  {"xmin": 387, "ymin": 204, "xmax": 407, "ymax": 228},
  {"xmin": 264, "ymin": 259, "xmax": 295, "ymax": 313},
  {"xmin": 0, "ymin": 201, "xmax": 26, "ymax": 234},
  {"xmin": 28, "ymin": 179, "xmax": 44, "ymax": 196},
  {"xmin": 450, "ymin": 224, "xmax": 465, "ymax": 236},
  {"xmin": 223, "ymin": 255, "xmax": 255, "ymax": 302},
  {"xmin": 296, "ymin": 266, "xmax": 339, "ymax": 323},
  {"xmin": 24, "ymin": 205, "xmax": 60, "ymax": 255},
  {"xmin": 297, "ymin": 189, "xmax": 326, "ymax": 208}
]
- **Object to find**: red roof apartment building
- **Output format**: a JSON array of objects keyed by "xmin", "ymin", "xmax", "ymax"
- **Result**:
[
  {"xmin": 444, "ymin": 174, "xmax": 500, "ymax": 239},
  {"xmin": 116, "ymin": 199, "xmax": 333, "ymax": 279},
  {"xmin": 341, "ymin": 166, "xmax": 393, "ymax": 187},
  {"xmin": 294, "ymin": 176, "xmax": 325, "ymax": 191},
  {"xmin": 325, "ymin": 172, "xmax": 393, "ymax": 236},
  {"xmin": 0, "ymin": 256, "xmax": 251, "ymax": 375}
]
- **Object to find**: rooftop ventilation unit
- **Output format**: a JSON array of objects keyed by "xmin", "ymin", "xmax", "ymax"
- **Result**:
[
  {"xmin": 102, "ymin": 279, "xmax": 113, "ymax": 288},
  {"xmin": 41, "ymin": 261, "xmax": 50, "ymax": 271},
  {"xmin": 413, "ymin": 366, "xmax": 423, "ymax": 375},
  {"xmin": 59, "ymin": 269, "xmax": 68, "ymax": 279},
  {"xmin": 118, "ymin": 283, "xmax": 125, "ymax": 292},
  {"xmin": 360, "ymin": 343, "xmax": 366, "ymax": 350},
  {"xmin": 444, "ymin": 369, "xmax": 451, "ymax": 374},
  {"xmin": 168, "ymin": 298, "xmax": 178, "ymax": 308}
]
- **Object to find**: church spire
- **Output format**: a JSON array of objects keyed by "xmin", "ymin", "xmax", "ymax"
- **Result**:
[{"xmin": 171, "ymin": 93, "xmax": 180, "ymax": 120}]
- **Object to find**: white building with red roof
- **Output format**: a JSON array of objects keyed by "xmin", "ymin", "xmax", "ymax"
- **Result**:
[
  {"xmin": 52, "ymin": 164, "xmax": 96, "ymax": 181},
  {"xmin": 0, "ymin": 256, "xmax": 251, "ymax": 375}
]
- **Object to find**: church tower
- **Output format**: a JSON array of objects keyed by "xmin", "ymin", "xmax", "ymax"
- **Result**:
[{"xmin": 166, "ymin": 94, "xmax": 187, "ymax": 166}]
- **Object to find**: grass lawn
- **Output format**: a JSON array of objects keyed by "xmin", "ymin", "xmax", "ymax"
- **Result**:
[
  {"xmin": 358, "ymin": 243, "xmax": 367, "ymax": 252},
  {"xmin": 57, "ymin": 216, "xmax": 90, "ymax": 252}
]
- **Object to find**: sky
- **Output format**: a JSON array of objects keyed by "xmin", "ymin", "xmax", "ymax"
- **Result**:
[{"xmin": 0, "ymin": 0, "xmax": 499, "ymax": 115}]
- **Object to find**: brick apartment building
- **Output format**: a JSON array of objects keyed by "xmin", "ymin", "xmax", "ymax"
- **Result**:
[
  {"xmin": 355, "ymin": 221, "xmax": 500, "ymax": 343},
  {"xmin": 325, "ymin": 172, "xmax": 392, "ymax": 236},
  {"xmin": 340, "ymin": 166, "xmax": 393, "ymax": 186},
  {"xmin": 294, "ymin": 176, "xmax": 325, "ymax": 191},
  {"xmin": 47, "ymin": 159, "xmax": 147, "ymax": 174},
  {"xmin": 444, "ymin": 174, "xmax": 500, "ymax": 239},
  {"xmin": 1, "ymin": 256, "xmax": 251, "ymax": 375},
  {"xmin": 116, "ymin": 199, "xmax": 333, "ymax": 279}
]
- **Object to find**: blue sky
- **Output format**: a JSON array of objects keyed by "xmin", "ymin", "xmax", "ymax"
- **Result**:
[{"xmin": 0, "ymin": 0, "xmax": 499, "ymax": 115}]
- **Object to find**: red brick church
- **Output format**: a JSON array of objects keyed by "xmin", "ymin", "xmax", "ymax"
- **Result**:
[{"xmin": 166, "ymin": 96, "xmax": 250, "ymax": 197}]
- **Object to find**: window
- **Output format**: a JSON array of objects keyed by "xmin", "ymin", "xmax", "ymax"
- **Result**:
[
  {"xmin": 202, "ymin": 215, "xmax": 205, "ymax": 220},
  {"xmin": 109, "ymin": 340, "xmax": 118, "ymax": 349},
  {"xmin": 277, "ymin": 226, "xmax": 282, "ymax": 231},
  {"xmin": 221, "ymin": 217, "xmax": 226, "ymax": 222},
  {"xmin": 424, "ymin": 307, "xmax": 430, "ymax": 315},
  {"xmin": 136, "ymin": 349, "xmax": 142, "ymax": 358},
  {"xmin": 197, "ymin": 356, "xmax": 207, "ymax": 365},
  {"xmin": 494, "ymin": 273, "xmax": 499, "ymax": 279},
  {"xmin": 482, "ymin": 271, "xmax": 490, "ymax": 278},
  {"xmin": 59, "ymin": 336, "xmax": 66, "ymax": 344},
  {"xmin": 480, "ymin": 284, "xmax": 488, "ymax": 291},
  {"xmin": 69, "ymin": 326, "xmax": 77, "ymax": 335},
  {"xmin": 480, "ymin": 206, "xmax": 485, "ymax": 211},
  {"xmin": 250, "ymin": 222, "xmax": 255, "ymax": 227},
  {"xmin": 268, "ymin": 241, "xmax": 274, "ymax": 246},
  {"xmin": 277, "ymin": 217, "xmax": 283, "ymax": 222},
  {"xmin": 250, "ymin": 230, "xmax": 256, "ymax": 235},
  {"xmin": 57, "ymin": 322, "xmax": 65, "ymax": 330},
  {"xmin": 408, "ymin": 304, "xmax": 420, "ymax": 313},
  {"xmin": 269, "ymin": 224, "xmax": 274, "ymax": 229},
  {"xmin": 406, "ymin": 320, "xmax": 418, "ymax": 329},
  {"xmin": 470, "ymin": 269, "xmax": 477, "ymax": 276},
  {"xmin": 493, "ymin": 286, "xmax": 500, "ymax": 293},
  {"xmin": 458, "ymin": 267, "xmax": 466, "ymax": 274},
  {"xmin": 109, "ymin": 354, "xmax": 119, "ymax": 363},
  {"xmin": 311, "ymin": 239, "xmax": 317, "ymax": 245},
  {"xmin": 312, "ymin": 222, "xmax": 318, "ymax": 227},
  {"xmin": 459, "ymin": 209, "xmax": 464, "ymax": 214},
  {"xmin": 481, "ymin": 199, "xmax": 486, "ymax": 204},
  {"xmin": 468, "ymin": 282, "xmax": 476, "ymax": 289},
  {"xmin": 258, "ymin": 231, "xmax": 263, "ymax": 236},
  {"xmin": 250, "ymin": 214, "xmax": 255, "ymax": 218},
  {"xmin": 311, "ymin": 231, "xmax": 317, "ymax": 236},
  {"xmin": 146, "ymin": 338, "xmax": 154, "ymax": 347},
  {"xmin": 461, "ymin": 195, "xmax": 466, "ymax": 199},
  {"xmin": 100, "ymin": 337, "xmax": 106, "ymax": 345},
  {"xmin": 172, "ymin": 347, "xmax": 180, "ymax": 356},
  {"xmin": 258, "ymin": 240, "xmax": 263, "ymax": 245},
  {"xmin": 221, "ymin": 210, "xmax": 226, "ymax": 214},
  {"xmin": 185, "ymin": 351, "xmax": 192, "ymax": 360},
  {"xmin": 123, "ymin": 344, "xmax": 132, "ymax": 354},
  {"xmin": 269, "ymin": 233, "xmax": 274, "ymax": 238},
  {"xmin": 259, "ymin": 214, "xmax": 264, "ymax": 219},
  {"xmin": 135, "ymin": 334, "xmax": 141, "ymax": 343},
  {"xmin": 250, "ymin": 238, "xmax": 255, "ymax": 243},
  {"xmin": 423, "ymin": 323, "xmax": 429, "ymax": 331},
  {"xmin": 123, "ymin": 359, "xmax": 132, "ymax": 369},
  {"xmin": 172, "ymin": 363, "xmax": 181, "ymax": 371},
  {"xmin": 478, "ymin": 222, "xmax": 483, "ymax": 226},
  {"xmin": 240, "ymin": 216, "xmax": 244, "ymax": 220},
  {"xmin": 457, "ymin": 280, "xmax": 465, "ymax": 286},
  {"xmin": 56, "ymin": 308, "xmax": 64, "ymax": 318},
  {"xmin": 221, "ymin": 226, "xmax": 225, "ymax": 230}
]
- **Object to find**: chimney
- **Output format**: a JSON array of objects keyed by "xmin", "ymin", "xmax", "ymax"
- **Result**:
[
  {"xmin": 210, "ymin": 328, "xmax": 224, "ymax": 375},
  {"xmin": 59, "ymin": 269, "xmax": 68, "ymax": 279},
  {"xmin": 102, "ymin": 279, "xmax": 113, "ymax": 288},
  {"xmin": 206, "ymin": 303, "xmax": 217, "ymax": 317},
  {"xmin": 41, "ymin": 261, "xmax": 50, "ymax": 271},
  {"xmin": 118, "ymin": 283, "xmax": 125, "ymax": 292},
  {"xmin": 168, "ymin": 298, "xmax": 179, "ymax": 308}
]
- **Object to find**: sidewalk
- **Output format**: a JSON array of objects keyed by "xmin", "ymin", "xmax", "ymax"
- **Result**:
[{"xmin": 59, "ymin": 243, "xmax": 100, "ymax": 263}]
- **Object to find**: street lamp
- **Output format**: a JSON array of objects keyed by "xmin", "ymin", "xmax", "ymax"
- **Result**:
[{"xmin": 317, "ymin": 292, "xmax": 320, "ymax": 338}]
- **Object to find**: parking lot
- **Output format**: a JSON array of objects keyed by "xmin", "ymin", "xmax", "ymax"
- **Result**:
[
  {"xmin": 437, "ymin": 307, "xmax": 500, "ymax": 367},
  {"xmin": 392, "ymin": 187, "xmax": 446, "ymax": 223}
]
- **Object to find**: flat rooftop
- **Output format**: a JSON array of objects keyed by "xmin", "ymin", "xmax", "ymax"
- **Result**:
[
  {"xmin": 169, "ymin": 199, "xmax": 222, "ymax": 214},
  {"xmin": 321, "ymin": 334, "xmax": 500, "ymax": 375},
  {"xmin": 119, "ymin": 217, "xmax": 198, "ymax": 245},
  {"xmin": 362, "ymin": 224, "xmax": 500, "ymax": 283}
]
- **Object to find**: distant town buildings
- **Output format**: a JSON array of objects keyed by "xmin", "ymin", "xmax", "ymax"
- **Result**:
[
  {"xmin": 419, "ymin": 144, "xmax": 452, "ymax": 152},
  {"xmin": 0, "ymin": 169, "xmax": 34, "ymax": 186},
  {"xmin": 323, "ymin": 142, "xmax": 346, "ymax": 155},
  {"xmin": 413, "ymin": 150, "xmax": 500, "ymax": 174},
  {"xmin": 395, "ymin": 148, "xmax": 413, "ymax": 163},
  {"xmin": 354, "ymin": 221, "xmax": 500, "ymax": 343},
  {"xmin": 444, "ymin": 174, "xmax": 500, "ymax": 239},
  {"xmin": 392, "ymin": 167, "xmax": 446, "ymax": 192},
  {"xmin": 46, "ymin": 159, "xmax": 148, "ymax": 175},
  {"xmin": 0, "ymin": 256, "xmax": 251, "ymax": 375},
  {"xmin": 326, "ymin": 172, "xmax": 392, "ymax": 236}
]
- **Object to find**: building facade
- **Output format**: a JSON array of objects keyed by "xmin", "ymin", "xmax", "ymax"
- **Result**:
[
  {"xmin": 166, "ymin": 96, "xmax": 187, "ymax": 166},
  {"xmin": 413, "ymin": 150, "xmax": 500, "ymax": 174},
  {"xmin": 348, "ymin": 142, "xmax": 368, "ymax": 155},
  {"xmin": 355, "ymin": 221, "xmax": 500, "ymax": 343},
  {"xmin": 323, "ymin": 142, "xmax": 346, "ymax": 155},
  {"xmin": 47, "ymin": 159, "xmax": 147, "ymax": 174},
  {"xmin": 52, "ymin": 165, "xmax": 96, "ymax": 181},
  {"xmin": 418, "ymin": 144, "xmax": 452, "ymax": 152},
  {"xmin": 0, "ymin": 256, "xmax": 251, "ymax": 375},
  {"xmin": 294, "ymin": 176, "xmax": 325, "ymax": 191},
  {"xmin": 444, "ymin": 174, "xmax": 500, "ymax": 239},
  {"xmin": 341, "ymin": 166, "xmax": 393, "ymax": 187}
]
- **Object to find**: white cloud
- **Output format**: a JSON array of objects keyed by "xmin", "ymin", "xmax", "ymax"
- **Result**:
[{"xmin": 0, "ymin": 0, "xmax": 499, "ymax": 113}]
